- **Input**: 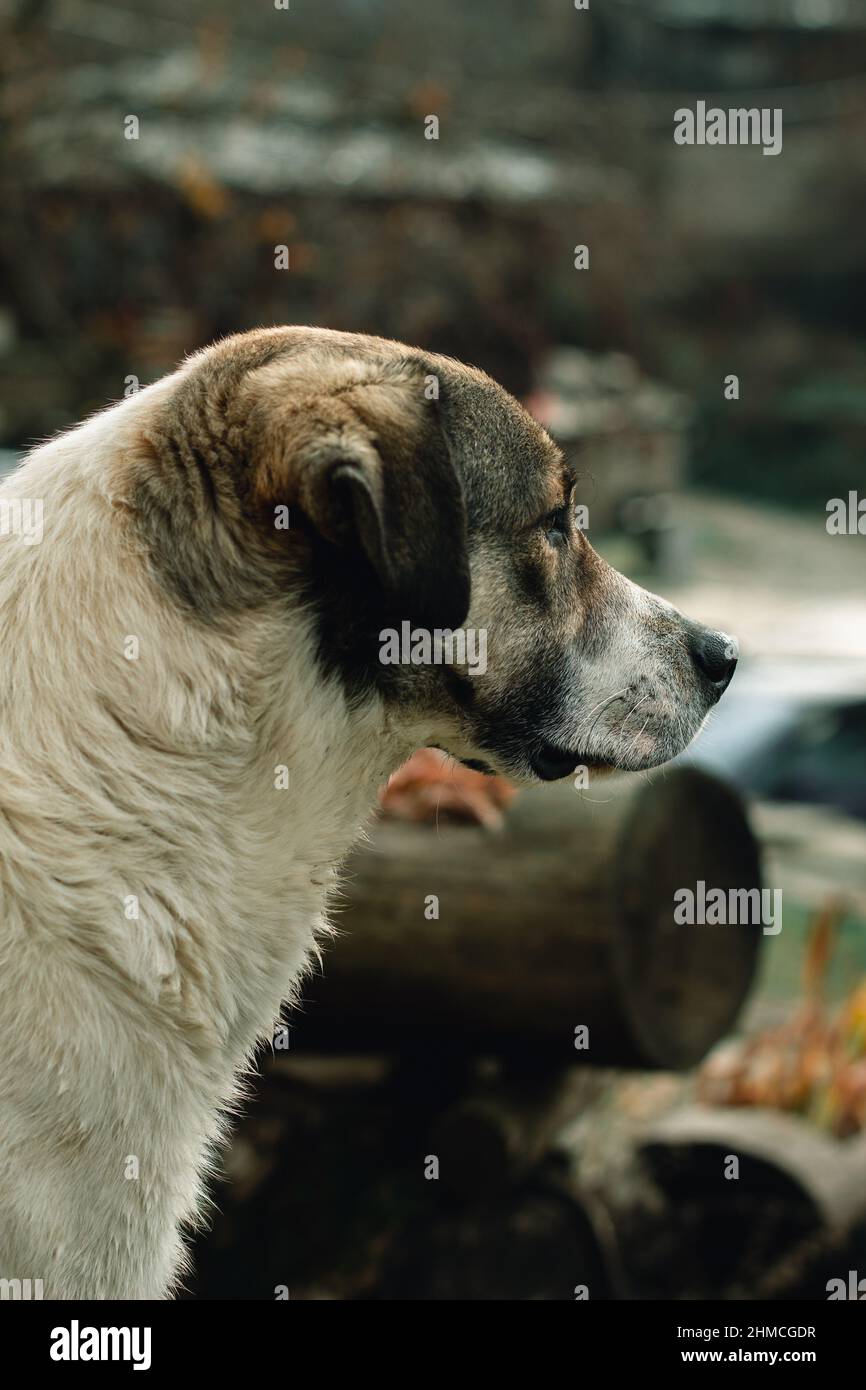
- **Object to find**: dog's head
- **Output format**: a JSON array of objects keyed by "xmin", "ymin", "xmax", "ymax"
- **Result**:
[{"xmin": 141, "ymin": 327, "xmax": 736, "ymax": 782}]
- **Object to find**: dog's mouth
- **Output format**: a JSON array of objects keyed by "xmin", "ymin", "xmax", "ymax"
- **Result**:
[
  {"xmin": 456, "ymin": 755, "xmax": 499, "ymax": 776},
  {"xmin": 440, "ymin": 743, "xmax": 614, "ymax": 782},
  {"xmin": 435, "ymin": 735, "xmax": 669, "ymax": 784},
  {"xmin": 428, "ymin": 744, "xmax": 501, "ymax": 778},
  {"xmin": 528, "ymin": 743, "xmax": 613, "ymax": 782}
]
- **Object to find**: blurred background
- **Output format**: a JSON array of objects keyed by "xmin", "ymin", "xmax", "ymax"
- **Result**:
[{"xmin": 2, "ymin": 0, "xmax": 866, "ymax": 1300}]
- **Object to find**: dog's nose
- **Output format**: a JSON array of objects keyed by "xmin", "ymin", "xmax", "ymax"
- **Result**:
[{"xmin": 689, "ymin": 626, "xmax": 738, "ymax": 696}]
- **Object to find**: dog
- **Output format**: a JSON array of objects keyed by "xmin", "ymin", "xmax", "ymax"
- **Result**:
[{"xmin": 0, "ymin": 326, "xmax": 736, "ymax": 1298}]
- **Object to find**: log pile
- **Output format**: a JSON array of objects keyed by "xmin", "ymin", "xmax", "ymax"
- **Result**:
[
  {"xmin": 188, "ymin": 767, "xmax": 773, "ymax": 1297},
  {"xmin": 292, "ymin": 767, "xmax": 763, "ymax": 1069}
]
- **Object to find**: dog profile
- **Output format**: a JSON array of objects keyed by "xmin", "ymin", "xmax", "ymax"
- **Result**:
[{"xmin": 0, "ymin": 327, "xmax": 736, "ymax": 1298}]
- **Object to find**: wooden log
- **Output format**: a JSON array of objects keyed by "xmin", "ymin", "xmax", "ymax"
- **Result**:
[
  {"xmin": 641, "ymin": 1105, "xmax": 866, "ymax": 1233},
  {"xmin": 291, "ymin": 768, "xmax": 763, "ymax": 1068},
  {"xmin": 639, "ymin": 1105, "xmax": 866, "ymax": 1297}
]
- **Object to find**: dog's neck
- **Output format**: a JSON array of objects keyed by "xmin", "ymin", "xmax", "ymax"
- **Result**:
[
  {"xmin": 213, "ymin": 609, "xmax": 414, "ymax": 1064},
  {"xmin": 123, "ymin": 601, "xmax": 415, "ymax": 1073}
]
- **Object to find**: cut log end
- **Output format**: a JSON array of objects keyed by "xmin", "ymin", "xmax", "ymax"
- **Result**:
[{"xmin": 614, "ymin": 770, "xmax": 763, "ymax": 1068}]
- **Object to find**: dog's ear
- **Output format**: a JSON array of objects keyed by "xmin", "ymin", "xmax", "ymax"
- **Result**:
[{"xmin": 246, "ymin": 356, "xmax": 471, "ymax": 630}]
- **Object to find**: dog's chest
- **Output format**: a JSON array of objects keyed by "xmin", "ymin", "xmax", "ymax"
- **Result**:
[{"xmin": 196, "ymin": 696, "xmax": 403, "ymax": 1065}]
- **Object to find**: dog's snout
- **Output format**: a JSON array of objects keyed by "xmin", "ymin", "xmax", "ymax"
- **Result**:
[{"xmin": 689, "ymin": 626, "xmax": 737, "ymax": 696}]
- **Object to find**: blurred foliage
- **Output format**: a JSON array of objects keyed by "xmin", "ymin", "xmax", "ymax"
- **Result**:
[
  {"xmin": 700, "ymin": 903, "xmax": 866, "ymax": 1137},
  {"xmin": 690, "ymin": 406, "xmax": 866, "ymax": 509},
  {"xmin": 4, "ymin": 0, "xmax": 866, "ymax": 508}
]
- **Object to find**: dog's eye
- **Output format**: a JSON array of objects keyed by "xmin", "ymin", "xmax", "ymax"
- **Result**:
[{"xmin": 542, "ymin": 506, "xmax": 570, "ymax": 546}]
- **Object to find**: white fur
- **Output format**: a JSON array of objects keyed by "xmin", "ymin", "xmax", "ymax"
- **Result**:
[{"xmin": 0, "ymin": 380, "xmax": 421, "ymax": 1299}]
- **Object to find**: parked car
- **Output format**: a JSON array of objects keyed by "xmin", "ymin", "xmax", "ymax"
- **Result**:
[{"xmin": 682, "ymin": 659, "xmax": 866, "ymax": 821}]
